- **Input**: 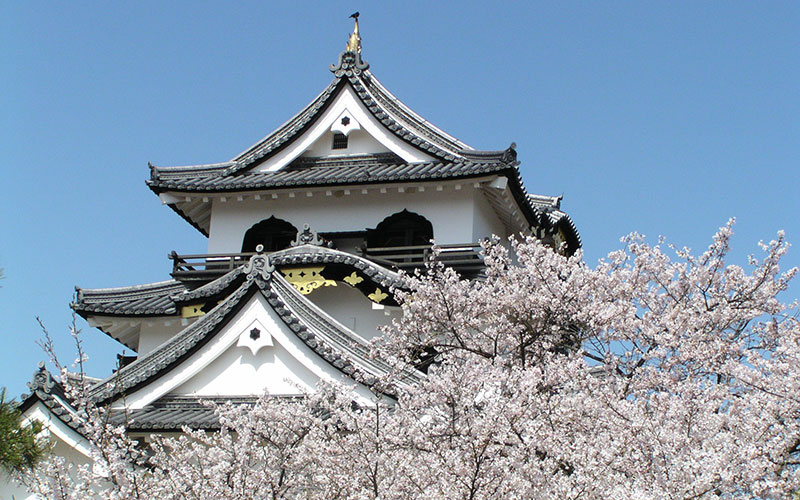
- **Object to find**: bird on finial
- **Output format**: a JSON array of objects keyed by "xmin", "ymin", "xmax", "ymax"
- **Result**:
[{"xmin": 346, "ymin": 12, "xmax": 362, "ymax": 53}]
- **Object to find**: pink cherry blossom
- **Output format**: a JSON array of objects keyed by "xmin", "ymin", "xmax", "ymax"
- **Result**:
[{"xmin": 20, "ymin": 221, "xmax": 800, "ymax": 499}]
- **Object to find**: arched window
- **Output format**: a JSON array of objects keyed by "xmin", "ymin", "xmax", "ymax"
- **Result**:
[
  {"xmin": 241, "ymin": 216, "xmax": 298, "ymax": 252},
  {"xmin": 367, "ymin": 210, "xmax": 433, "ymax": 248}
]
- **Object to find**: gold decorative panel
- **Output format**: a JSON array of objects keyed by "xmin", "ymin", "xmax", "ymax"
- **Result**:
[
  {"xmin": 281, "ymin": 267, "xmax": 337, "ymax": 295},
  {"xmin": 368, "ymin": 288, "xmax": 388, "ymax": 304},
  {"xmin": 343, "ymin": 272, "xmax": 364, "ymax": 286}
]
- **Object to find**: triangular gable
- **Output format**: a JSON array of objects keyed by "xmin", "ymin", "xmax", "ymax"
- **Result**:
[
  {"xmin": 168, "ymin": 292, "xmax": 370, "ymax": 400},
  {"xmin": 225, "ymin": 51, "xmax": 475, "ymax": 174},
  {"xmin": 89, "ymin": 252, "xmax": 418, "ymax": 410},
  {"xmin": 23, "ymin": 400, "xmax": 92, "ymax": 460},
  {"xmin": 233, "ymin": 85, "xmax": 418, "ymax": 172},
  {"xmin": 253, "ymin": 83, "xmax": 438, "ymax": 172}
]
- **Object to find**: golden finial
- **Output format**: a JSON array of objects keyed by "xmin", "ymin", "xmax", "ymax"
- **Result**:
[{"xmin": 345, "ymin": 12, "xmax": 361, "ymax": 53}]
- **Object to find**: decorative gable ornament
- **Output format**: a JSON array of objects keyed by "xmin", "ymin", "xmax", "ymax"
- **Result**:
[
  {"xmin": 331, "ymin": 110, "xmax": 360, "ymax": 137},
  {"xmin": 330, "ymin": 50, "xmax": 369, "ymax": 78},
  {"xmin": 236, "ymin": 318, "xmax": 274, "ymax": 355},
  {"xmin": 27, "ymin": 362, "xmax": 55, "ymax": 394},
  {"xmin": 243, "ymin": 245, "xmax": 275, "ymax": 282},
  {"xmin": 281, "ymin": 267, "xmax": 337, "ymax": 295},
  {"xmin": 290, "ymin": 224, "xmax": 331, "ymax": 248}
]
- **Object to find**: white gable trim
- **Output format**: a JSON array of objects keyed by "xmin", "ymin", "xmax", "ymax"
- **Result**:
[
  {"xmin": 25, "ymin": 401, "xmax": 92, "ymax": 459},
  {"xmin": 255, "ymin": 85, "xmax": 435, "ymax": 172},
  {"xmin": 119, "ymin": 292, "xmax": 376, "ymax": 410}
]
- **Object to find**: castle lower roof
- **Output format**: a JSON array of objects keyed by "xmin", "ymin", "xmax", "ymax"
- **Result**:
[
  {"xmin": 72, "ymin": 245, "xmax": 406, "ymax": 320},
  {"xmin": 87, "ymin": 251, "xmax": 418, "ymax": 405}
]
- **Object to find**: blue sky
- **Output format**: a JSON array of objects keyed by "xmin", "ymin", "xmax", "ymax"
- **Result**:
[{"xmin": 2, "ymin": 2, "xmax": 798, "ymax": 397}]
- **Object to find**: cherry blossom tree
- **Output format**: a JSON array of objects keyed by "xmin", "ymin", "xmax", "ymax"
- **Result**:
[{"xmin": 22, "ymin": 221, "xmax": 800, "ymax": 500}]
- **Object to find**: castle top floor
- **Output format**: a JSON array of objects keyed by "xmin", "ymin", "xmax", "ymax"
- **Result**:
[{"xmin": 145, "ymin": 20, "xmax": 579, "ymax": 276}]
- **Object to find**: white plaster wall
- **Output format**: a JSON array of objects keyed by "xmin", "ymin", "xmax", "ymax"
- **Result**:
[
  {"xmin": 50, "ymin": 441, "xmax": 89, "ymax": 465},
  {"xmin": 1, "ymin": 470, "xmax": 36, "ymax": 500},
  {"xmin": 207, "ymin": 187, "xmax": 479, "ymax": 254},
  {"xmin": 0, "ymin": 404, "xmax": 93, "ymax": 500},
  {"xmin": 0, "ymin": 440, "xmax": 93, "ymax": 500},
  {"xmin": 305, "ymin": 285, "xmax": 398, "ymax": 342},
  {"xmin": 304, "ymin": 129, "xmax": 391, "ymax": 157},
  {"xmin": 174, "ymin": 334, "xmax": 318, "ymax": 396}
]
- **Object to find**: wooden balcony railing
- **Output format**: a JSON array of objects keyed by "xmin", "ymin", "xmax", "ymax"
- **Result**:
[
  {"xmin": 360, "ymin": 243, "xmax": 484, "ymax": 271},
  {"xmin": 169, "ymin": 251, "xmax": 256, "ymax": 282},
  {"xmin": 169, "ymin": 243, "xmax": 484, "ymax": 283}
]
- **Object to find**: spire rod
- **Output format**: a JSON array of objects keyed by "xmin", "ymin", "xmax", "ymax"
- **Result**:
[
  {"xmin": 330, "ymin": 12, "xmax": 369, "ymax": 75},
  {"xmin": 346, "ymin": 12, "xmax": 361, "ymax": 53}
]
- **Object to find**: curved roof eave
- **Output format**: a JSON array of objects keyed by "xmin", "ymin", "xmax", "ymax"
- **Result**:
[{"xmin": 72, "ymin": 280, "xmax": 185, "ymax": 317}]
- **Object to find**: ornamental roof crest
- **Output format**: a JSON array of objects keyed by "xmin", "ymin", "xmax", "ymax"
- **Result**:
[
  {"xmin": 330, "ymin": 50, "xmax": 369, "ymax": 77},
  {"xmin": 243, "ymin": 245, "xmax": 275, "ymax": 282},
  {"xmin": 330, "ymin": 13, "xmax": 369, "ymax": 77},
  {"xmin": 291, "ymin": 224, "xmax": 332, "ymax": 248},
  {"xmin": 27, "ymin": 362, "xmax": 56, "ymax": 394}
]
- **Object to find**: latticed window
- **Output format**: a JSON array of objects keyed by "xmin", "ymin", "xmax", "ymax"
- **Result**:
[{"xmin": 332, "ymin": 133, "xmax": 348, "ymax": 149}]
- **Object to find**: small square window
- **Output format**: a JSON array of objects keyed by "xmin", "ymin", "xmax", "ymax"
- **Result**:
[{"xmin": 332, "ymin": 133, "xmax": 348, "ymax": 149}]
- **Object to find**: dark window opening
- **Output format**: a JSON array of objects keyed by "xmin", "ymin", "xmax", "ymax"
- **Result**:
[
  {"xmin": 241, "ymin": 216, "xmax": 298, "ymax": 253},
  {"xmin": 332, "ymin": 133, "xmax": 348, "ymax": 150},
  {"xmin": 367, "ymin": 210, "xmax": 434, "ymax": 248}
]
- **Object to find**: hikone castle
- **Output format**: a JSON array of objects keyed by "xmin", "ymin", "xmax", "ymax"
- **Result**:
[{"xmin": 4, "ymin": 17, "xmax": 579, "ymax": 498}]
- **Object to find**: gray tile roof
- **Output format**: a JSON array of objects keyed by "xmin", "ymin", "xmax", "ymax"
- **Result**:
[
  {"xmin": 20, "ymin": 367, "xmax": 257, "ymax": 433},
  {"xmin": 19, "ymin": 367, "xmax": 294, "ymax": 434},
  {"xmin": 172, "ymin": 267, "xmax": 246, "ymax": 305},
  {"xmin": 528, "ymin": 193, "xmax": 562, "ymax": 210},
  {"xmin": 110, "ymin": 396, "xmax": 262, "ymax": 431},
  {"xmin": 528, "ymin": 194, "xmax": 582, "ymax": 250},
  {"xmin": 148, "ymin": 60, "xmax": 486, "ymax": 183},
  {"xmin": 72, "ymin": 280, "xmax": 185, "ymax": 316},
  {"xmin": 271, "ymin": 245, "xmax": 406, "ymax": 290},
  {"xmin": 89, "ymin": 252, "xmax": 418, "ymax": 404},
  {"xmin": 148, "ymin": 159, "xmax": 515, "ymax": 193},
  {"xmin": 229, "ymin": 78, "xmax": 343, "ymax": 170},
  {"xmin": 146, "ymin": 50, "xmax": 517, "ymax": 189}
]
